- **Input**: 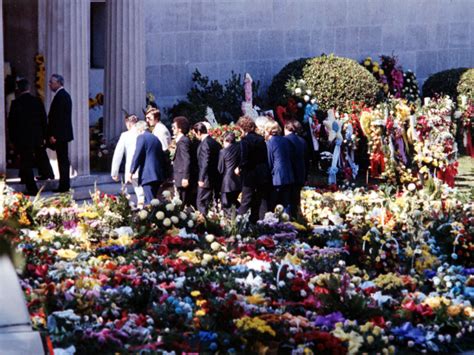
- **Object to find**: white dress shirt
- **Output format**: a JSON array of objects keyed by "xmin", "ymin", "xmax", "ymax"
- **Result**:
[{"xmin": 152, "ymin": 122, "xmax": 172, "ymax": 151}]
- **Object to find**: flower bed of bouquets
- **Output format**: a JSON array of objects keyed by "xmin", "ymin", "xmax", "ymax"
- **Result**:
[{"xmin": 1, "ymin": 181, "xmax": 474, "ymax": 354}]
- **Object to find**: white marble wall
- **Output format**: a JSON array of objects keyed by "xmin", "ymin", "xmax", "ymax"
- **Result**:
[{"xmin": 89, "ymin": 0, "xmax": 474, "ymax": 113}]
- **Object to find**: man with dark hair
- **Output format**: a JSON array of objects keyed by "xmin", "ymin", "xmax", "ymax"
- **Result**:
[
  {"xmin": 128, "ymin": 121, "xmax": 165, "ymax": 204},
  {"xmin": 193, "ymin": 122, "xmax": 221, "ymax": 215},
  {"xmin": 172, "ymin": 116, "xmax": 197, "ymax": 206},
  {"xmin": 218, "ymin": 132, "xmax": 241, "ymax": 216},
  {"xmin": 236, "ymin": 116, "xmax": 271, "ymax": 223},
  {"xmin": 47, "ymin": 74, "xmax": 73, "ymax": 193},
  {"xmin": 284, "ymin": 120, "xmax": 309, "ymax": 217},
  {"xmin": 8, "ymin": 79, "xmax": 51, "ymax": 195}
]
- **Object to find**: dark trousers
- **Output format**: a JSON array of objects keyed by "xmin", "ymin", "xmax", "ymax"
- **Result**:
[
  {"xmin": 269, "ymin": 184, "xmax": 292, "ymax": 215},
  {"xmin": 290, "ymin": 184, "xmax": 303, "ymax": 218},
  {"xmin": 197, "ymin": 187, "xmax": 213, "ymax": 215},
  {"xmin": 221, "ymin": 191, "xmax": 240, "ymax": 216},
  {"xmin": 18, "ymin": 147, "xmax": 38, "ymax": 193},
  {"xmin": 35, "ymin": 146, "xmax": 54, "ymax": 178},
  {"xmin": 55, "ymin": 141, "xmax": 71, "ymax": 190},
  {"xmin": 177, "ymin": 185, "xmax": 196, "ymax": 208},
  {"xmin": 142, "ymin": 181, "xmax": 160, "ymax": 204},
  {"xmin": 239, "ymin": 184, "xmax": 270, "ymax": 223}
]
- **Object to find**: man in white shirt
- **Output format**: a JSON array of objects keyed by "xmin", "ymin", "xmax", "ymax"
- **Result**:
[
  {"xmin": 145, "ymin": 107, "xmax": 171, "ymax": 151},
  {"xmin": 111, "ymin": 114, "xmax": 145, "ymax": 207}
]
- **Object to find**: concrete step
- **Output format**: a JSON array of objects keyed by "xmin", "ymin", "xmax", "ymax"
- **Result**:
[{"xmin": 5, "ymin": 172, "xmax": 137, "ymax": 203}]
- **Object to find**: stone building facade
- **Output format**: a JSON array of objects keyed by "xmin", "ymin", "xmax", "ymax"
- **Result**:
[{"xmin": 1, "ymin": 0, "xmax": 473, "ymax": 176}]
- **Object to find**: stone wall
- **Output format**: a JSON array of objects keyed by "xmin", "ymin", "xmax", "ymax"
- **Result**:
[{"xmin": 143, "ymin": 0, "xmax": 473, "ymax": 111}]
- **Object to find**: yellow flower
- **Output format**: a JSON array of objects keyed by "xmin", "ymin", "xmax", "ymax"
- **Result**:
[
  {"xmin": 367, "ymin": 335, "xmax": 375, "ymax": 345},
  {"xmin": 247, "ymin": 294, "xmax": 265, "ymax": 305},
  {"xmin": 78, "ymin": 211, "xmax": 99, "ymax": 219},
  {"xmin": 191, "ymin": 290, "xmax": 201, "ymax": 297},
  {"xmin": 196, "ymin": 300, "xmax": 207, "ymax": 307},
  {"xmin": 56, "ymin": 249, "xmax": 78, "ymax": 260},
  {"xmin": 18, "ymin": 212, "xmax": 30, "ymax": 226},
  {"xmin": 195, "ymin": 309, "xmax": 206, "ymax": 316},
  {"xmin": 447, "ymin": 305, "xmax": 461, "ymax": 317},
  {"xmin": 464, "ymin": 306, "xmax": 473, "ymax": 318}
]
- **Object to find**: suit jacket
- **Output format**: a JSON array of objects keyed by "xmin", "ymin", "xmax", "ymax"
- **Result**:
[
  {"xmin": 8, "ymin": 92, "xmax": 47, "ymax": 148},
  {"xmin": 130, "ymin": 131, "xmax": 164, "ymax": 185},
  {"xmin": 173, "ymin": 135, "xmax": 198, "ymax": 187},
  {"xmin": 47, "ymin": 88, "xmax": 73, "ymax": 143},
  {"xmin": 267, "ymin": 135, "xmax": 295, "ymax": 186},
  {"xmin": 111, "ymin": 126, "xmax": 139, "ymax": 178},
  {"xmin": 239, "ymin": 132, "xmax": 271, "ymax": 187},
  {"xmin": 285, "ymin": 133, "xmax": 309, "ymax": 185},
  {"xmin": 218, "ymin": 143, "xmax": 241, "ymax": 193},
  {"xmin": 197, "ymin": 135, "xmax": 221, "ymax": 189}
]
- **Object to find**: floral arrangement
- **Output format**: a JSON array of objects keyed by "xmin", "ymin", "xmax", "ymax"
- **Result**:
[
  {"xmin": 413, "ymin": 97, "xmax": 458, "ymax": 186},
  {"xmin": 1, "ymin": 177, "xmax": 472, "ymax": 353},
  {"xmin": 361, "ymin": 55, "xmax": 420, "ymax": 102},
  {"xmin": 208, "ymin": 124, "xmax": 242, "ymax": 146}
]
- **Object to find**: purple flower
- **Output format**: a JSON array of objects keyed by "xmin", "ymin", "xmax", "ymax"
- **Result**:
[{"xmin": 314, "ymin": 311, "xmax": 345, "ymax": 329}]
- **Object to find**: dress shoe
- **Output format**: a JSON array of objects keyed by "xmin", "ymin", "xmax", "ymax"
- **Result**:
[{"xmin": 35, "ymin": 175, "xmax": 54, "ymax": 181}]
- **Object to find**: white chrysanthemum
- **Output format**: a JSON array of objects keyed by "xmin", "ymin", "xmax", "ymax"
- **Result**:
[
  {"xmin": 179, "ymin": 212, "xmax": 187, "ymax": 220},
  {"xmin": 150, "ymin": 199, "xmax": 160, "ymax": 206},
  {"xmin": 155, "ymin": 211, "xmax": 165, "ymax": 220},
  {"xmin": 165, "ymin": 203, "xmax": 175, "ymax": 212},
  {"xmin": 162, "ymin": 190, "xmax": 171, "ymax": 199},
  {"xmin": 171, "ymin": 216, "xmax": 179, "ymax": 224},
  {"xmin": 163, "ymin": 218, "xmax": 171, "ymax": 227},
  {"xmin": 294, "ymin": 88, "xmax": 302, "ymax": 95},
  {"xmin": 210, "ymin": 242, "xmax": 221, "ymax": 251},
  {"xmin": 205, "ymin": 234, "xmax": 215, "ymax": 243},
  {"xmin": 187, "ymin": 220, "xmax": 194, "ymax": 228},
  {"xmin": 138, "ymin": 210, "xmax": 148, "ymax": 220}
]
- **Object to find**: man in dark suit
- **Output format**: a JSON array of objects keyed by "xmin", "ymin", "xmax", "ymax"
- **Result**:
[
  {"xmin": 172, "ymin": 116, "xmax": 197, "ymax": 207},
  {"xmin": 47, "ymin": 74, "xmax": 73, "ymax": 192},
  {"xmin": 284, "ymin": 120, "xmax": 309, "ymax": 218},
  {"xmin": 218, "ymin": 132, "xmax": 241, "ymax": 216},
  {"xmin": 265, "ymin": 120, "xmax": 295, "ymax": 215},
  {"xmin": 128, "ymin": 121, "xmax": 165, "ymax": 204},
  {"xmin": 7, "ymin": 79, "xmax": 51, "ymax": 195},
  {"xmin": 193, "ymin": 122, "xmax": 221, "ymax": 215},
  {"xmin": 236, "ymin": 116, "xmax": 271, "ymax": 223}
]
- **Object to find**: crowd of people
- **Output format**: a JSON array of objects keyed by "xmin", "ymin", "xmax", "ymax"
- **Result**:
[
  {"xmin": 112, "ymin": 110, "xmax": 309, "ymax": 221},
  {"xmin": 7, "ymin": 72, "xmax": 309, "ymax": 220}
]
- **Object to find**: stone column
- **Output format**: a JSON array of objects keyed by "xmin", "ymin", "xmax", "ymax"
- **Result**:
[
  {"xmin": 45, "ymin": 0, "xmax": 90, "ymax": 176},
  {"xmin": 104, "ymin": 0, "xmax": 146, "ymax": 142},
  {"xmin": 0, "ymin": 1, "xmax": 5, "ymax": 174}
]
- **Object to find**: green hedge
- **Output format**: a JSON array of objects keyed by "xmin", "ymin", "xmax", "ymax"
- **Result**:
[
  {"xmin": 267, "ymin": 58, "xmax": 310, "ymax": 107},
  {"xmin": 422, "ymin": 68, "xmax": 473, "ymax": 99},
  {"xmin": 301, "ymin": 54, "xmax": 379, "ymax": 112}
]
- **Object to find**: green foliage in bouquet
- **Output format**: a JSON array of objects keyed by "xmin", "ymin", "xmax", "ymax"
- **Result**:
[
  {"xmin": 167, "ymin": 70, "xmax": 261, "ymax": 125},
  {"xmin": 422, "ymin": 68, "xmax": 473, "ymax": 99},
  {"xmin": 267, "ymin": 57, "xmax": 310, "ymax": 107},
  {"xmin": 457, "ymin": 68, "xmax": 474, "ymax": 100},
  {"xmin": 299, "ymin": 54, "xmax": 379, "ymax": 112}
]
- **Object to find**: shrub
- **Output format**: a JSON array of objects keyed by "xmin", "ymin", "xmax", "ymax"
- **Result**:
[
  {"xmin": 457, "ymin": 68, "xmax": 474, "ymax": 100},
  {"xmin": 267, "ymin": 58, "xmax": 310, "ymax": 107},
  {"xmin": 167, "ymin": 70, "xmax": 261, "ymax": 125},
  {"xmin": 300, "ymin": 54, "xmax": 379, "ymax": 112},
  {"xmin": 422, "ymin": 68, "xmax": 472, "ymax": 99}
]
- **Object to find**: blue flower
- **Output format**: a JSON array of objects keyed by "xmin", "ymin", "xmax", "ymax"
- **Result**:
[{"xmin": 391, "ymin": 322, "xmax": 426, "ymax": 344}]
